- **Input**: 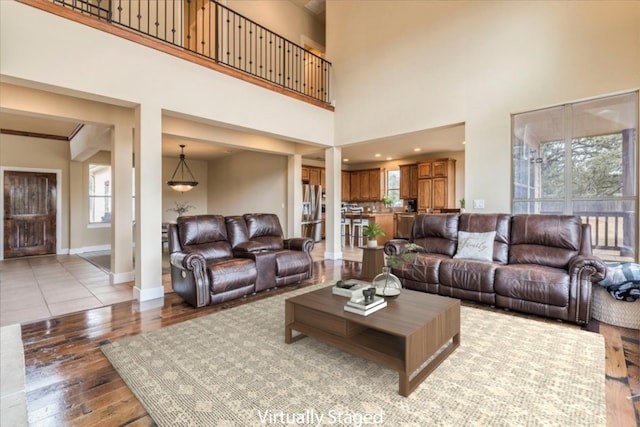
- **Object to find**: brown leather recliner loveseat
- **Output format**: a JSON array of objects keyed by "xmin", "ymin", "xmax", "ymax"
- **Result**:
[
  {"xmin": 384, "ymin": 213, "xmax": 607, "ymax": 324},
  {"xmin": 168, "ymin": 213, "xmax": 314, "ymax": 307}
]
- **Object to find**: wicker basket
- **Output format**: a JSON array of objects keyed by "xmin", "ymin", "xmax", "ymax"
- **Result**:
[{"xmin": 591, "ymin": 284, "xmax": 640, "ymax": 330}]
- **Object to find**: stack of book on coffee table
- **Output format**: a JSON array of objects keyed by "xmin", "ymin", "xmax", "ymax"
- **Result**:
[{"xmin": 344, "ymin": 295, "xmax": 387, "ymax": 316}]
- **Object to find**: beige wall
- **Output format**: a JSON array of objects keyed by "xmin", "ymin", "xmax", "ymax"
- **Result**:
[
  {"xmin": 0, "ymin": 134, "xmax": 70, "ymax": 251},
  {"xmin": 208, "ymin": 151, "xmax": 289, "ymax": 234},
  {"xmin": 162, "ymin": 156, "xmax": 208, "ymax": 223},
  {"xmin": 327, "ymin": 1, "xmax": 640, "ymax": 213},
  {"xmin": 226, "ymin": 0, "xmax": 325, "ymax": 48}
]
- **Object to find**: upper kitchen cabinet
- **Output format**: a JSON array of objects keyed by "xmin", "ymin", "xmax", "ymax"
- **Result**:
[
  {"xmin": 399, "ymin": 164, "xmax": 418, "ymax": 200},
  {"xmin": 417, "ymin": 161, "xmax": 432, "ymax": 178},
  {"xmin": 417, "ymin": 159, "xmax": 455, "ymax": 211},
  {"xmin": 309, "ymin": 167, "xmax": 321, "ymax": 186},
  {"xmin": 343, "ymin": 169, "xmax": 383, "ymax": 202},
  {"xmin": 301, "ymin": 166, "xmax": 324, "ymax": 187},
  {"xmin": 341, "ymin": 171, "xmax": 351, "ymax": 201}
]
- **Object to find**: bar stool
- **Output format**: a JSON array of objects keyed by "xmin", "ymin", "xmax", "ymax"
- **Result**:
[
  {"xmin": 340, "ymin": 207, "xmax": 351, "ymax": 247},
  {"xmin": 350, "ymin": 207, "xmax": 369, "ymax": 247}
]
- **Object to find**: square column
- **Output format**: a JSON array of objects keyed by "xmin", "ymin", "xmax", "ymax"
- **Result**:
[{"xmin": 133, "ymin": 104, "xmax": 164, "ymax": 302}]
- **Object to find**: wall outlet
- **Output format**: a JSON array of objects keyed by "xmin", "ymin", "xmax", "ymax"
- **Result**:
[{"xmin": 473, "ymin": 199, "xmax": 485, "ymax": 209}]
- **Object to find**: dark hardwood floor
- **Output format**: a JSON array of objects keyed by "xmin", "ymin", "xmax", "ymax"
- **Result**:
[{"xmin": 20, "ymin": 260, "xmax": 640, "ymax": 427}]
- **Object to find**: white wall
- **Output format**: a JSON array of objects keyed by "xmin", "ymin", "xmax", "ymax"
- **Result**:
[{"xmin": 327, "ymin": 1, "xmax": 640, "ymax": 212}]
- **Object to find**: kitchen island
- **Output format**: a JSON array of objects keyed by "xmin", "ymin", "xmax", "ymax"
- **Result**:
[{"xmin": 345, "ymin": 211, "xmax": 395, "ymax": 245}]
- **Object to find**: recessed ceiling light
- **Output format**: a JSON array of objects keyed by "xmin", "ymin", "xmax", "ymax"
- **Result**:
[
  {"xmin": 343, "ymin": 158, "xmax": 349, "ymax": 162},
  {"xmin": 374, "ymin": 153, "xmax": 381, "ymax": 157},
  {"xmin": 386, "ymin": 157, "xmax": 393, "ymax": 161},
  {"xmin": 414, "ymin": 148, "xmax": 421, "ymax": 152},
  {"xmin": 462, "ymin": 141, "xmax": 466, "ymax": 145}
]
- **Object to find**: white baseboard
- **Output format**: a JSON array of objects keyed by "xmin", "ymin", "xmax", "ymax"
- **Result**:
[
  {"xmin": 133, "ymin": 285, "xmax": 165, "ymax": 303},
  {"xmin": 69, "ymin": 244, "xmax": 111, "ymax": 255},
  {"xmin": 111, "ymin": 271, "xmax": 135, "ymax": 284},
  {"xmin": 324, "ymin": 251, "xmax": 344, "ymax": 260}
]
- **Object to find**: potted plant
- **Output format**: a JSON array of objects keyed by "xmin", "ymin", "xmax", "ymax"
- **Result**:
[
  {"xmin": 362, "ymin": 223, "xmax": 386, "ymax": 248},
  {"xmin": 459, "ymin": 198, "xmax": 466, "ymax": 212},
  {"xmin": 167, "ymin": 201, "xmax": 195, "ymax": 219}
]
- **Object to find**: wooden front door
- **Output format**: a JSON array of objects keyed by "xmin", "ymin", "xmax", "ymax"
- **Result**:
[{"xmin": 3, "ymin": 171, "xmax": 57, "ymax": 258}]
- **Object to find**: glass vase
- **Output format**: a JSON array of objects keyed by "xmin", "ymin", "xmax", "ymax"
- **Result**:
[{"xmin": 372, "ymin": 267, "xmax": 402, "ymax": 297}]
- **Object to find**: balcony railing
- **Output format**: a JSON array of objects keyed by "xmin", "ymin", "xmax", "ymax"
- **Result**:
[{"xmin": 50, "ymin": 0, "xmax": 332, "ymax": 105}]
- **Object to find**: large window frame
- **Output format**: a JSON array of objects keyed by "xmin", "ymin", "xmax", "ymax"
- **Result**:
[{"xmin": 512, "ymin": 91, "xmax": 638, "ymax": 262}]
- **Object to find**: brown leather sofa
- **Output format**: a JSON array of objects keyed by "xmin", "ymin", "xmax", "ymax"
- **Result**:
[
  {"xmin": 384, "ymin": 213, "xmax": 607, "ymax": 324},
  {"xmin": 168, "ymin": 213, "xmax": 313, "ymax": 307}
]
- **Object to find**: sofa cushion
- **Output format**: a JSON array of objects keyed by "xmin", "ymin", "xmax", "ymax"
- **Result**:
[
  {"xmin": 494, "ymin": 264, "xmax": 570, "ymax": 307},
  {"xmin": 225, "ymin": 215, "xmax": 250, "ymax": 248},
  {"xmin": 453, "ymin": 231, "xmax": 496, "ymax": 262},
  {"xmin": 411, "ymin": 213, "xmax": 459, "ymax": 256},
  {"xmin": 509, "ymin": 215, "xmax": 582, "ymax": 269},
  {"xmin": 178, "ymin": 215, "xmax": 233, "ymax": 260},
  {"xmin": 394, "ymin": 253, "xmax": 449, "ymax": 284},
  {"xmin": 439, "ymin": 259, "xmax": 497, "ymax": 294},
  {"xmin": 207, "ymin": 258, "xmax": 257, "ymax": 294},
  {"xmin": 244, "ymin": 213, "xmax": 284, "ymax": 251},
  {"xmin": 275, "ymin": 250, "xmax": 311, "ymax": 276},
  {"xmin": 458, "ymin": 213, "xmax": 511, "ymax": 264}
]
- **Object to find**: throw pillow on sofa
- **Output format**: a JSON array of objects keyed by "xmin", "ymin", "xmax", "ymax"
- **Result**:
[{"xmin": 453, "ymin": 231, "xmax": 496, "ymax": 262}]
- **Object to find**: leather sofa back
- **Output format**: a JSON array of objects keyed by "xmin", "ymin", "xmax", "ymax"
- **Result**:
[
  {"xmin": 225, "ymin": 215, "xmax": 250, "ymax": 248},
  {"xmin": 243, "ymin": 213, "xmax": 285, "ymax": 251},
  {"xmin": 176, "ymin": 215, "xmax": 233, "ymax": 260},
  {"xmin": 459, "ymin": 213, "xmax": 511, "ymax": 264},
  {"xmin": 412, "ymin": 213, "xmax": 459, "ymax": 256},
  {"xmin": 509, "ymin": 214, "xmax": 582, "ymax": 269}
]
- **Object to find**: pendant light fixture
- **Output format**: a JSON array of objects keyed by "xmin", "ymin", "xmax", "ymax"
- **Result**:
[{"xmin": 167, "ymin": 144, "xmax": 198, "ymax": 192}]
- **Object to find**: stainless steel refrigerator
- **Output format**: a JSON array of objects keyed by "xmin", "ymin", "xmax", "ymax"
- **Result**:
[{"xmin": 302, "ymin": 184, "xmax": 322, "ymax": 242}]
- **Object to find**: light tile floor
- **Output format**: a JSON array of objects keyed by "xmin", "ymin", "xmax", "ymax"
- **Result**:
[
  {"xmin": 0, "ymin": 254, "xmax": 134, "ymax": 327},
  {"xmin": 0, "ymin": 241, "xmax": 364, "ymax": 328}
]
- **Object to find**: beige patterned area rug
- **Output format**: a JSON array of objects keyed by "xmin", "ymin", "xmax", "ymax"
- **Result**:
[{"xmin": 102, "ymin": 284, "xmax": 606, "ymax": 426}]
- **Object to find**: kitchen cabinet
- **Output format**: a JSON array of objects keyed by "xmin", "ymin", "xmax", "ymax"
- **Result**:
[
  {"xmin": 417, "ymin": 159, "xmax": 455, "ymax": 211},
  {"xmin": 417, "ymin": 162, "xmax": 432, "ymax": 178},
  {"xmin": 400, "ymin": 164, "xmax": 418, "ymax": 199},
  {"xmin": 301, "ymin": 166, "xmax": 324, "ymax": 188},
  {"xmin": 359, "ymin": 171, "xmax": 371, "ymax": 200},
  {"xmin": 364, "ymin": 213, "xmax": 394, "ymax": 245},
  {"xmin": 342, "ymin": 171, "xmax": 351, "ymax": 201},
  {"xmin": 369, "ymin": 169, "xmax": 382, "ymax": 201},
  {"xmin": 309, "ymin": 167, "xmax": 321, "ymax": 186},
  {"xmin": 417, "ymin": 178, "xmax": 432, "ymax": 211},
  {"xmin": 341, "ymin": 168, "xmax": 383, "ymax": 202},
  {"xmin": 350, "ymin": 172, "xmax": 360, "ymax": 201}
]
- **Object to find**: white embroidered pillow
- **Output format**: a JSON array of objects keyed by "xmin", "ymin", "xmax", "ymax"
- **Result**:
[{"xmin": 453, "ymin": 231, "xmax": 496, "ymax": 262}]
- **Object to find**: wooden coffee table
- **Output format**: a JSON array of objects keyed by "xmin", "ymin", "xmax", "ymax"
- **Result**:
[{"xmin": 285, "ymin": 285, "xmax": 460, "ymax": 396}]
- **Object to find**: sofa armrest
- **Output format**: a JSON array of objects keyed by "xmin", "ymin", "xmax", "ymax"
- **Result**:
[
  {"xmin": 284, "ymin": 237, "xmax": 314, "ymax": 253},
  {"xmin": 384, "ymin": 239, "xmax": 410, "ymax": 256},
  {"xmin": 232, "ymin": 241, "xmax": 269, "ymax": 255},
  {"xmin": 569, "ymin": 255, "xmax": 607, "ymax": 283},
  {"xmin": 568, "ymin": 255, "xmax": 608, "ymax": 324},
  {"xmin": 169, "ymin": 251, "xmax": 210, "ymax": 307}
]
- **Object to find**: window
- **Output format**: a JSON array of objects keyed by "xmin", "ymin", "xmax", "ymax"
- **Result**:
[
  {"xmin": 89, "ymin": 164, "xmax": 111, "ymax": 224},
  {"xmin": 386, "ymin": 170, "xmax": 402, "ymax": 207},
  {"xmin": 512, "ymin": 92, "xmax": 638, "ymax": 262}
]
